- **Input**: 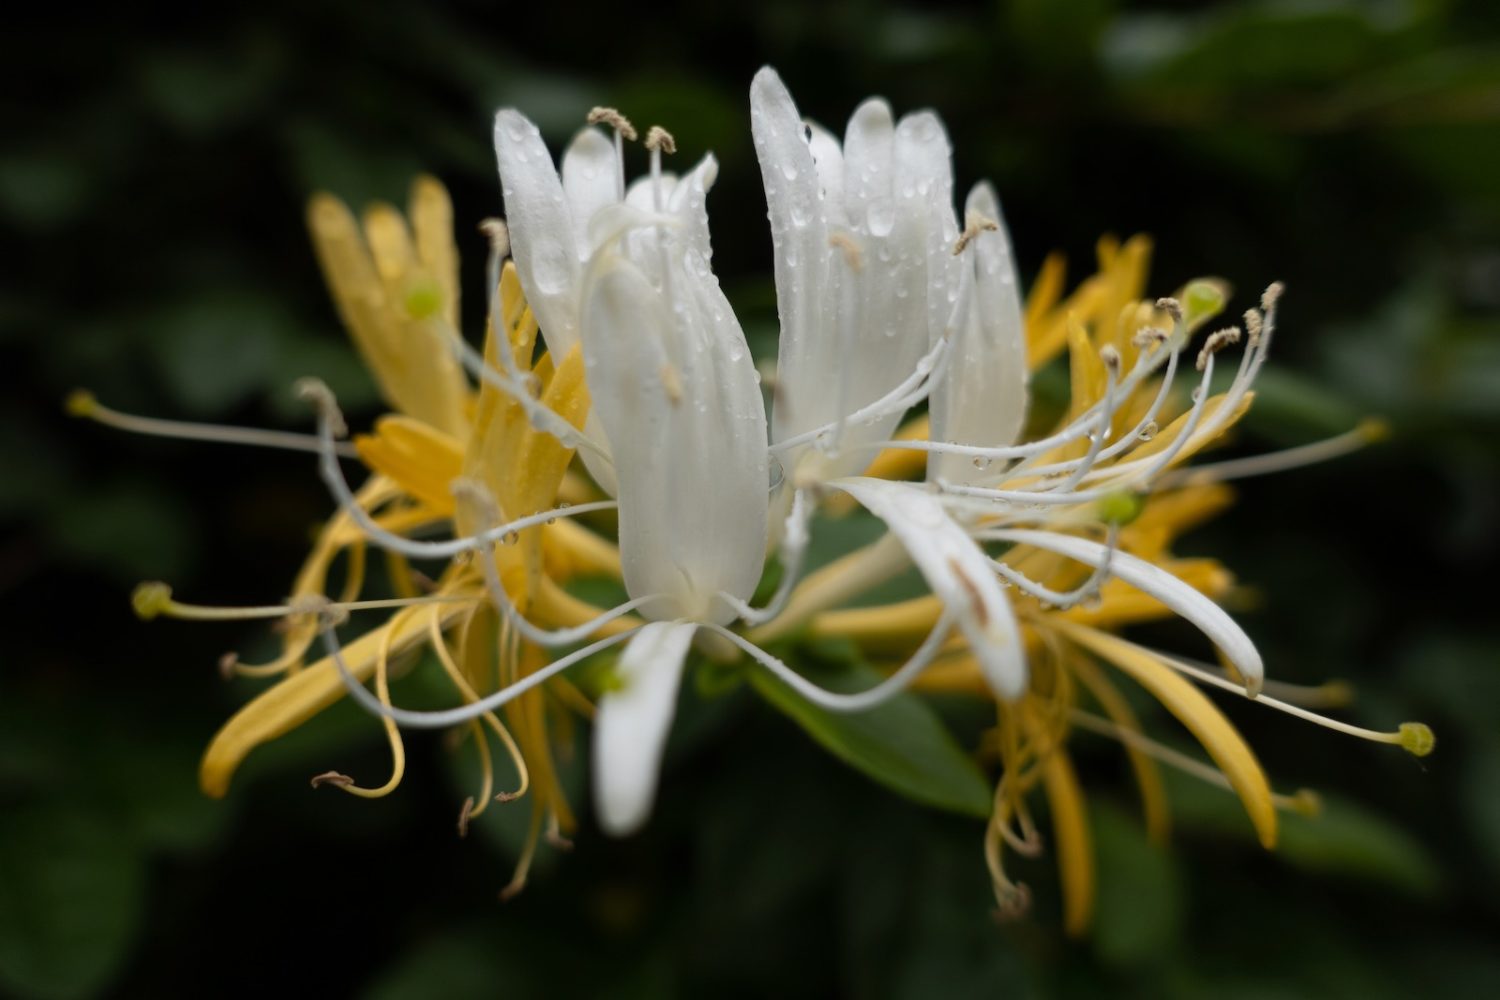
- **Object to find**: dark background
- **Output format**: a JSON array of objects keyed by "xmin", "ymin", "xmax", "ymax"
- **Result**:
[{"xmin": 4, "ymin": 1, "xmax": 1499, "ymax": 997}]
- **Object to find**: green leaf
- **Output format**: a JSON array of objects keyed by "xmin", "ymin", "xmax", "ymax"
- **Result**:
[
  {"xmin": 747, "ymin": 642, "xmax": 991, "ymax": 818},
  {"xmin": 1276, "ymin": 796, "xmax": 1442, "ymax": 897},
  {"xmin": 1166, "ymin": 771, "xmax": 1441, "ymax": 896},
  {"xmin": 1091, "ymin": 802, "xmax": 1184, "ymax": 968},
  {"xmin": 0, "ymin": 803, "xmax": 146, "ymax": 1000}
]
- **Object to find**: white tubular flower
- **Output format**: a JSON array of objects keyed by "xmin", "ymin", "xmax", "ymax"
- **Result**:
[
  {"xmin": 750, "ymin": 67, "xmax": 959, "ymax": 482},
  {"xmin": 579, "ymin": 203, "xmax": 770, "ymax": 627},
  {"xmin": 926, "ymin": 182, "xmax": 1028, "ymax": 488},
  {"xmin": 494, "ymin": 108, "xmax": 720, "ymax": 492}
]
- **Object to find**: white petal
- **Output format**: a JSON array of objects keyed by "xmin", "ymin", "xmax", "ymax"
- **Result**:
[
  {"xmin": 836, "ymin": 478, "xmax": 1027, "ymax": 699},
  {"xmin": 493, "ymin": 109, "xmax": 582, "ymax": 360},
  {"xmin": 581, "ymin": 238, "xmax": 769, "ymax": 624},
  {"xmin": 625, "ymin": 171, "xmax": 678, "ymax": 212},
  {"xmin": 666, "ymin": 153, "xmax": 719, "ymax": 263},
  {"xmin": 594, "ymin": 621, "xmax": 698, "ymax": 835},
  {"xmin": 894, "ymin": 111, "xmax": 960, "ymax": 349},
  {"xmin": 561, "ymin": 127, "xmax": 620, "ymax": 261},
  {"xmin": 990, "ymin": 529, "xmax": 1265, "ymax": 695},
  {"xmin": 842, "ymin": 97, "xmax": 895, "ymax": 237},
  {"xmin": 927, "ymin": 181, "xmax": 1028, "ymax": 486},
  {"xmin": 751, "ymin": 67, "xmax": 834, "ymax": 445},
  {"xmin": 806, "ymin": 121, "xmax": 847, "ymax": 229}
]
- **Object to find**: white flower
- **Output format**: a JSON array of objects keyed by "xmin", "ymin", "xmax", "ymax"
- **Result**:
[
  {"xmin": 750, "ymin": 67, "xmax": 960, "ymax": 482},
  {"xmin": 494, "ymin": 114, "xmax": 771, "ymax": 833}
]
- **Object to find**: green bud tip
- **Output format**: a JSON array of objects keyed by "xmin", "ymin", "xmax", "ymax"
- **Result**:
[
  {"xmin": 1182, "ymin": 279, "xmax": 1228, "ymax": 326},
  {"xmin": 1399, "ymin": 722, "xmax": 1435, "ymax": 757},
  {"xmin": 403, "ymin": 277, "xmax": 444, "ymax": 320},
  {"xmin": 131, "ymin": 581, "xmax": 173, "ymax": 620},
  {"xmin": 1097, "ymin": 490, "xmax": 1145, "ymax": 527},
  {"xmin": 65, "ymin": 389, "xmax": 97, "ymax": 418}
]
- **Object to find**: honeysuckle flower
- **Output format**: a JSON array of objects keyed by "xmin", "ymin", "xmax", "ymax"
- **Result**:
[{"xmin": 73, "ymin": 67, "xmax": 1434, "ymax": 924}]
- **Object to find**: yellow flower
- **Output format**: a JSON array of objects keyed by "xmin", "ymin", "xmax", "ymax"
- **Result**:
[{"xmin": 775, "ymin": 234, "xmax": 1427, "ymax": 934}]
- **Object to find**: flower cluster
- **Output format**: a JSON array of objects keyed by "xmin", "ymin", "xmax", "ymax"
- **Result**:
[{"xmin": 73, "ymin": 67, "xmax": 1431, "ymax": 921}]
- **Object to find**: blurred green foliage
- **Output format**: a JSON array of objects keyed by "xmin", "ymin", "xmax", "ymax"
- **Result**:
[{"xmin": 4, "ymin": 0, "xmax": 1499, "ymax": 997}]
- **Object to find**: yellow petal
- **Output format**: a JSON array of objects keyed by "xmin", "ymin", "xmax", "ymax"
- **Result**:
[
  {"xmin": 1042, "ymin": 748, "xmax": 1094, "ymax": 936},
  {"xmin": 1054, "ymin": 622, "xmax": 1277, "ymax": 849},
  {"xmin": 354, "ymin": 415, "xmax": 465, "ymax": 514},
  {"xmin": 409, "ymin": 175, "xmax": 460, "ymax": 329}
]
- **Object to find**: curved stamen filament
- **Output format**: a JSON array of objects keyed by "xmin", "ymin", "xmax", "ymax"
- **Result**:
[
  {"xmin": 130, "ymin": 581, "xmax": 472, "ymax": 623},
  {"xmin": 939, "ymin": 350, "xmax": 1220, "ymax": 509},
  {"xmin": 320, "ymin": 619, "xmax": 641, "ymax": 730},
  {"xmin": 1158, "ymin": 418, "xmax": 1387, "ymax": 487},
  {"xmin": 426, "ymin": 606, "xmax": 530, "ymax": 802},
  {"xmin": 1146, "ymin": 646, "xmax": 1434, "ymax": 755},
  {"xmin": 991, "ymin": 525, "xmax": 1119, "ymax": 610},
  {"xmin": 704, "ymin": 609, "xmax": 957, "ymax": 713},
  {"xmin": 67, "ymin": 390, "xmax": 359, "ymax": 458},
  {"xmin": 301, "ymin": 380, "xmax": 617, "ymax": 560},
  {"xmin": 1067, "ymin": 709, "xmax": 1319, "ymax": 815},
  {"xmin": 717, "ymin": 489, "xmax": 811, "ymax": 626}
]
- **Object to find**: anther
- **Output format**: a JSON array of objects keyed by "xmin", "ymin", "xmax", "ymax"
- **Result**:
[
  {"xmin": 295, "ymin": 378, "xmax": 348, "ymax": 438},
  {"xmin": 217, "ymin": 652, "xmax": 240, "ymax": 680},
  {"xmin": 586, "ymin": 106, "xmax": 638, "ymax": 141},
  {"xmin": 545, "ymin": 828, "xmax": 575, "ymax": 851},
  {"xmin": 1261, "ymin": 281, "xmax": 1285, "ymax": 312},
  {"xmin": 1099, "ymin": 344, "xmax": 1122, "ymax": 375},
  {"xmin": 1358, "ymin": 417, "xmax": 1392, "ymax": 443},
  {"xmin": 1155, "ymin": 297, "xmax": 1183, "ymax": 322},
  {"xmin": 1132, "ymin": 327, "xmax": 1169, "ymax": 349},
  {"xmin": 64, "ymin": 389, "xmax": 97, "ymax": 418},
  {"xmin": 828, "ymin": 232, "xmax": 864, "ymax": 271},
  {"xmin": 644, "ymin": 125, "xmax": 677, "ymax": 154},
  {"xmin": 310, "ymin": 771, "xmax": 354, "ymax": 790},
  {"xmin": 1243, "ymin": 308, "xmax": 1264, "ymax": 347},
  {"xmin": 494, "ymin": 790, "xmax": 522, "ymax": 803},
  {"xmin": 953, "ymin": 212, "xmax": 1000, "ymax": 255},
  {"xmin": 1196, "ymin": 326, "xmax": 1242, "ymax": 371},
  {"xmin": 479, "ymin": 218, "xmax": 510, "ymax": 260},
  {"xmin": 457, "ymin": 796, "xmax": 475, "ymax": 837},
  {"xmin": 132, "ymin": 581, "xmax": 173, "ymax": 620},
  {"xmin": 1399, "ymin": 722, "xmax": 1436, "ymax": 757}
]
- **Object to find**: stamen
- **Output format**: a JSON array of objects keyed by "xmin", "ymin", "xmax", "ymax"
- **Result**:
[
  {"xmin": 953, "ymin": 212, "xmax": 1000, "ymax": 256},
  {"xmin": 704, "ymin": 609, "xmax": 957, "ymax": 713},
  {"xmin": 427, "ymin": 607, "xmax": 529, "ymax": 801},
  {"xmin": 320, "ymin": 615, "xmax": 640, "ymax": 729},
  {"xmin": 310, "ymin": 771, "xmax": 354, "ymax": 789},
  {"xmin": 586, "ymin": 107, "xmax": 638, "ymax": 141},
  {"xmin": 717, "ymin": 489, "xmax": 811, "ymax": 626},
  {"xmin": 1160, "ymin": 418, "xmax": 1389, "ymax": 487},
  {"xmin": 67, "ymin": 390, "xmax": 357, "ymax": 458},
  {"xmin": 451, "ymin": 478, "xmax": 653, "ymax": 648},
  {"xmin": 1149, "ymin": 647, "xmax": 1436, "ymax": 756},
  {"xmin": 130, "ymin": 581, "xmax": 472, "ymax": 622},
  {"xmin": 301, "ymin": 379, "xmax": 617, "ymax": 560},
  {"xmin": 1196, "ymin": 326, "xmax": 1242, "ymax": 372},
  {"xmin": 479, "ymin": 218, "xmax": 510, "ymax": 260},
  {"xmin": 643, "ymin": 125, "xmax": 676, "ymax": 154},
  {"xmin": 1068, "ymin": 710, "xmax": 1321, "ymax": 815},
  {"xmin": 992, "ymin": 525, "xmax": 1119, "ymax": 610}
]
